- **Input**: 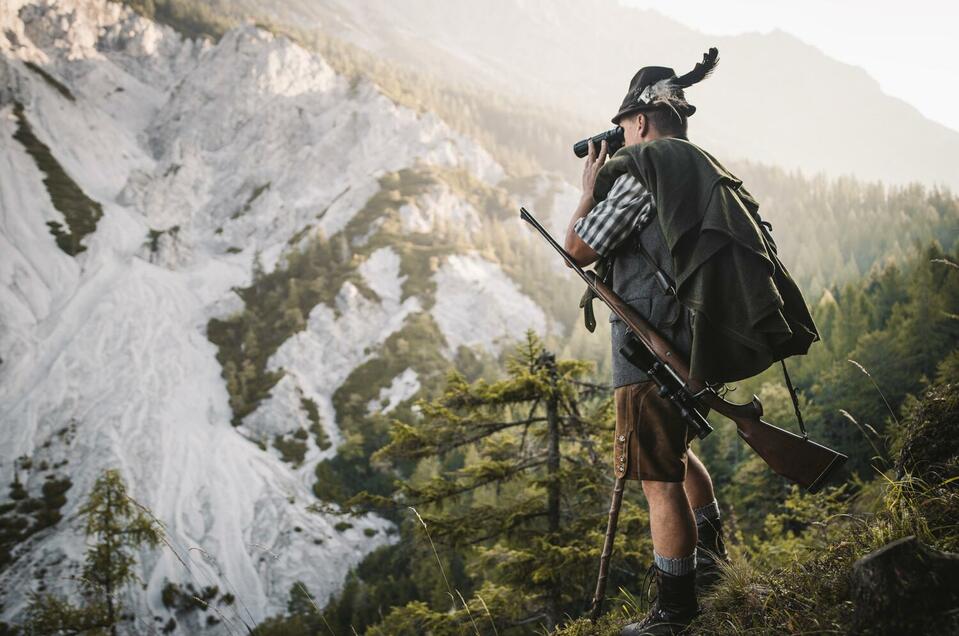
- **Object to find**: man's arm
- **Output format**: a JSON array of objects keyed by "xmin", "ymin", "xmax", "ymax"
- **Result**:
[
  {"xmin": 564, "ymin": 195, "xmax": 600, "ymax": 267},
  {"xmin": 566, "ymin": 166, "xmax": 653, "ymax": 270},
  {"xmin": 564, "ymin": 139, "xmax": 607, "ymax": 267}
]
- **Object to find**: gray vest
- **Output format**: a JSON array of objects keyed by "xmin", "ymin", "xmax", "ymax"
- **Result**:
[{"xmin": 609, "ymin": 215, "xmax": 694, "ymax": 387}]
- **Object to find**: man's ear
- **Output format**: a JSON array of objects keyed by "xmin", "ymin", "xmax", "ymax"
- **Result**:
[{"xmin": 637, "ymin": 113, "xmax": 649, "ymax": 138}]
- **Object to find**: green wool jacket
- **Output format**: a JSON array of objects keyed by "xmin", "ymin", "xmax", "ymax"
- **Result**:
[{"xmin": 593, "ymin": 137, "xmax": 819, "ymax": 383}]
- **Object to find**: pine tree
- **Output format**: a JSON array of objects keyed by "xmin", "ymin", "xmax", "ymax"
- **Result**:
[
  {"xmin": 363, "ymin": 333, "xmax": 651, "ymax": 634},
  {"xmin": 26, "ymin": 469, "xmax": 162, "ymax": 636}
]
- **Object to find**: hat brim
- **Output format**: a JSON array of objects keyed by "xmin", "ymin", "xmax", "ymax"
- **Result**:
[{"xmin": 612, "ymin": 102, "xmax": 696, "ymax": 125}]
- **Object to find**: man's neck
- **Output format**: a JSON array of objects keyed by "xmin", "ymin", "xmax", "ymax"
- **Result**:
[{"xmin": 643, "ymin": 132, "xmax": 687, "ymax": 142}]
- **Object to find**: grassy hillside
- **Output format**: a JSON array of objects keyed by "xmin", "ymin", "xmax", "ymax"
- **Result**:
[{"xmin": 558, "ymin": 374, "xmax": 959, "ymax": 636}]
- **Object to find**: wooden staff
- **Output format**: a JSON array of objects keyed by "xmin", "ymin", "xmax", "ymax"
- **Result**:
[{"xmin": 590, "ymin": 476, "xmax": 626, "ymax": 621}]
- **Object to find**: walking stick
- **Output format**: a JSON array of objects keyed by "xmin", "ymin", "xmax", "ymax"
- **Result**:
[{"xmin": 590, "ymin": 476, "xmax": 626, "ymax": 621}]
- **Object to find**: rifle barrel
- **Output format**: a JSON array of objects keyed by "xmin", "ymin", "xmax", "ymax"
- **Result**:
[{"xmin": 520, "ymin": 207, "xmax": 592, "ymax": 284}]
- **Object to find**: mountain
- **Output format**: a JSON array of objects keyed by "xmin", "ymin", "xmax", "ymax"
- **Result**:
[
  {"xmin": 0, "ymin": 0, "xmax": 564, "ymax": 630},
  {"xmin": 237, "ymin": 0, "xmax": 959, "ymax": 189}
]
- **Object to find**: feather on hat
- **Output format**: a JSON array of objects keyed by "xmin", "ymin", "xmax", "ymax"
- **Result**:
[{"xmin": 612, "ymin": 48, "xmax": 719, "ymax": 124}]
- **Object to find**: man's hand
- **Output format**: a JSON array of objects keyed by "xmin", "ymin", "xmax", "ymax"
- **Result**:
[
  {"xmin": 582, "ymin": 139, "xmax": 608, "ymax": 200},
  {"xmin": 563, "ymin": 139, "xmax": 606, "ymax": 267}
]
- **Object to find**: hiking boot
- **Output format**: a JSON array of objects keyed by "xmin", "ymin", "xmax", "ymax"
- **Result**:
[
  {"xmin": 620, "ymin": 566, "xmax": 698, "ymax": 635},
  {"xmin": 696, "ymin": 517, "xmax": 730, "ymax": 590}
]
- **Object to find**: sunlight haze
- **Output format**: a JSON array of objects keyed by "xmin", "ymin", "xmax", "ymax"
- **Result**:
[{"xmin": 625, "ymin": 0, "xmax": 959, "ymax": 132}]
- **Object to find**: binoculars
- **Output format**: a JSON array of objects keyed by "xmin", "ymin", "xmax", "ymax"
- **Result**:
[{"xmin": 573, "ymin": 126, "xmax": 625, "ymax": 158}]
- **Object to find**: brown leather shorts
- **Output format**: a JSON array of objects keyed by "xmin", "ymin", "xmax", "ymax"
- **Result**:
[{"xmin": 613, "ymin": 381, "xmax": 695, "ymax": 482}]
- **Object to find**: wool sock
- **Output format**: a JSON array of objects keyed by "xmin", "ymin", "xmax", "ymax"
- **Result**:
[
  {"xmin": 654, "ymin": 549, "xmax": 697, "ymax": 576},
  {"xmin": 693, "ymin": 498, "xmax": 720, "ymax": 526}
]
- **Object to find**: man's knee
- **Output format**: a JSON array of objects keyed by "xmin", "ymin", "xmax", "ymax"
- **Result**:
[{"xmin": 641, "ymin": 479, "xmax": 687, "ymax": 503}]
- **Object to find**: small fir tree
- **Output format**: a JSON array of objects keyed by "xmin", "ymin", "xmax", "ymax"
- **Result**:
[{"xmin": 26, "ymin": 469, "xmax": 162, "ymax": 636}]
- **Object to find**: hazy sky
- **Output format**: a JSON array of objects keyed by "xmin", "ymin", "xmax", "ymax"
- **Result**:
[{"xmin": 624, "ymin": 0, "xmax": 958, "ymax": 132}]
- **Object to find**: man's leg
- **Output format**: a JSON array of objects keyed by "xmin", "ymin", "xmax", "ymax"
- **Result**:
[
  {"xmin": 620, "ymin": 480, "xmax": 698, "ymax": 635},
  {"xmin": 684, "ymin": 449, "xmax": 729, "ymax": 586},
  {"xmin": 618, "ymin": 383, "xmax": 698, "ymax": 635},
  {"xmin": 642, "ymin": 480, "xmax": 697, "ymax": 559},
  {"xmin": 684, "ymin": 449, "xmax": 714, "ymax": 509}
]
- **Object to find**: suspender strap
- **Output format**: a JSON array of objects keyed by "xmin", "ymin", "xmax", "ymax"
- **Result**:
[
  {"xmin": 635, "ymin": 239, "xmax": 676, "ymax": 296},
  {"xmin": 631, "ymin": 206, "xmax": 676, "ymax": 297},
  {"xmin": 780, "ymin": 359, "xmax": 808, "ymax": 438}
]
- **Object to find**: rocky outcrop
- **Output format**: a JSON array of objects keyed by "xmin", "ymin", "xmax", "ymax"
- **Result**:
[
  {"xmin": 895, "ymin": 382, "xmax": 959, "ymax": 482},
  {"xmin": 850, "ymin": 535, "xmax": 959, "ymax": 635}
]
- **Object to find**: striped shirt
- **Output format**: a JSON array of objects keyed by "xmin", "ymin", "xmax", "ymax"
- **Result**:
[{"xmin": 574, "ymin": 174, "xmax": 654, "ymax": 256}]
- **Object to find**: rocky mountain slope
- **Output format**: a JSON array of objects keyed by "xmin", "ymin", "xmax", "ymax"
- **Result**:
[{"xmin": 0, "ymin": 0, "xmax": 566, "ymax": 631}]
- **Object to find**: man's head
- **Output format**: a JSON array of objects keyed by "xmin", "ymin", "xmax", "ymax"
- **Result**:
[
  {"xmin": 611, "ymin": 48, "xmax": 718, "ymax": 145},
  {"xmin": 619, "ymin": 108, "xmax": 688, "ymax": 146}
]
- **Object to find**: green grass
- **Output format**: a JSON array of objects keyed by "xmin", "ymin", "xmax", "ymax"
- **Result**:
[
  {"xmin": 12, "ymin": 102, "xmax": 103, "ymax": 256},
  {"xmin": 555, "ymin": 381, "xmax": 959, "ymax": 636},
  {"xmin": 557, "ymin": 477, "xmax": 956, "ymax": 635}
]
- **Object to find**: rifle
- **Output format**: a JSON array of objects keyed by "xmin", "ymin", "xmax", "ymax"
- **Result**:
[{"xmin": 520, "ymin": 207, "xmax": 847, "ymax": 493}]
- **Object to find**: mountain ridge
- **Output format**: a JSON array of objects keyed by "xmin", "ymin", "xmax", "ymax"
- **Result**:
[{"xmin": 236, "ymin": 0, "xmax": 959, "ymax": 189}]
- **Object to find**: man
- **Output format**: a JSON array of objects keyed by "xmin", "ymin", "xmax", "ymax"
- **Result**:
[{"xmin": 564, "ymin": 51, "xmax": 731, "ymax": 636}]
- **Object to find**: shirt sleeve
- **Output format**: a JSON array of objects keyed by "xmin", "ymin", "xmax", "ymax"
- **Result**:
[{"xmin": 574, "ymin": 173, "xmax": 652, "ymax": 257}]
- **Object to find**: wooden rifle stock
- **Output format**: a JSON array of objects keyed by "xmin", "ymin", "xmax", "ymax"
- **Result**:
[{"xmin": 520, "ymin": 207, "xmax": 846, "ymax": 493}]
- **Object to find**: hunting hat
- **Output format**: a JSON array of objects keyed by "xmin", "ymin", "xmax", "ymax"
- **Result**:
[{"xmin": 611, "ymin": 47, "xmax": 719, "ymax": 124}]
